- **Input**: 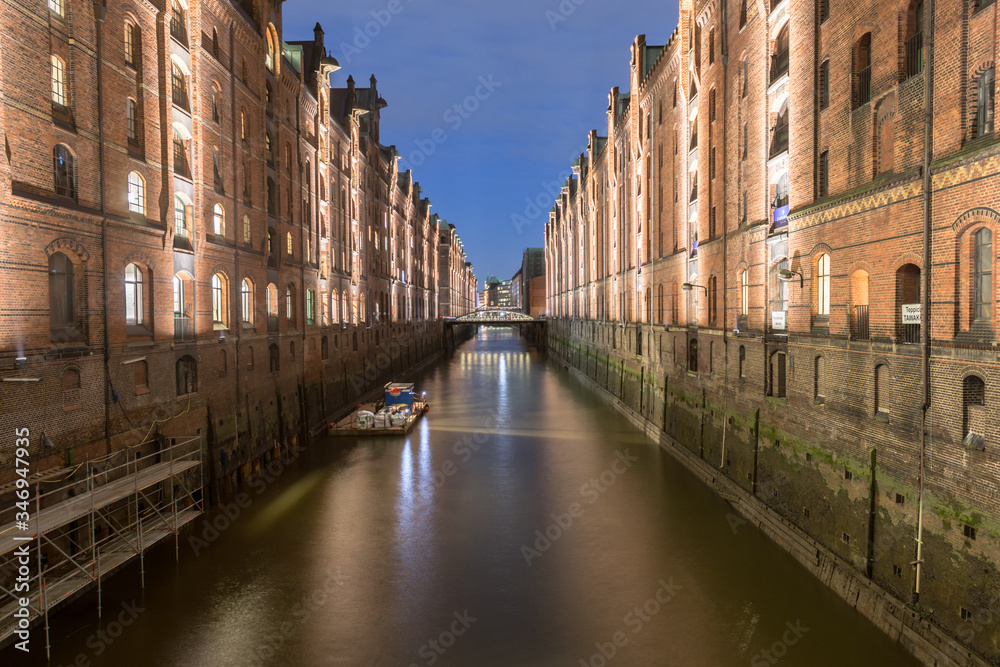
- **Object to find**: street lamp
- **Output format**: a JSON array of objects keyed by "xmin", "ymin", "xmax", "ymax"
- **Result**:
[
  {"xmin": 778, "ymin": 268, "xmax": 803, "ymax": 288},
  {"xmin": 682, "ymin": 282, "xmax": 708, "ymax": 295}
]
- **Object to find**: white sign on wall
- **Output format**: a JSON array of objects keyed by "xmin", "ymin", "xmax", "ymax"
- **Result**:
[
  {"xmin": 902, "ymin": 304, "xmax": 921, "ymax": 325},
  {"xmin": 771, "ymin": 311, "xmax": 787, "ymax": 330}
]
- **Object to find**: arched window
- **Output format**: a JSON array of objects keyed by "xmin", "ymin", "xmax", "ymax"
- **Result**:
[
  {"xmin": 817, "ymin": 254, "xmax": 831, "ymax": 316},
  {"xmin": 127, "ymin": 99, "xmax": 139, "ymax": 145},
  {"xmin": 49, "ymin": 252, "xmax": 77, "ymax": 339},
  {"xmin": 213, "ymin": 203, "xmax": 225, "ymax": 235},
  {"xmin": 286, "ymin": 232, "xmax": 293, "ymax": 256},
  {"xmin": 851, "ymin": 270, "xmax": 871, "ymax": 340},
  {"xmin": 176, "ymin": 356, "xmax": 197, "ymax": 395},
  {"xmin": 963, "ymin": 375, "xmax": 986, "ymax": 450},
  {"xmin": 306, "ymin": 289, "xmax": 315, "ymax": 325},
  {"xmin": 211, "ymin": 89, "xmax": 220, "ymax": 123},
  {"xmin": 173, "ymin": 273, "xmax": 193, "ymax": 340},
  {"xmin": 171, "ymin": 62, "xmax": 188, "ymax": 110},
  {"xmin": 875, "ymin": 363, "xmax": 889, "ymax": 416},
  {"xmin": 241, "ymin": 278, "xmax": 253, "ymax": 324},
  {"xmin": 977, "ymin": 68, "xmax": 996, "ymax": 138},
  {"xmin": 212, "ymin": 273, "xmax": 227, "ymax": 326},
  {"xmin": 267, "ymin": 178, "xmax": 276, "ymax": 215},
  {"xmin": 173, "ymin": 195, "xmax": 190, "ymax": 238},
  {"xmin": 125, "ymin": 23, "xmax": 138, "ymax": 67},
  {"xmin": 212, "ymin": 27, "xmax": 219, "ymax": 58},
  {"xmin": 125, "ymin": 263, "xmax": 144, "ymax": 326},
  {"xmin": 169, "ymin": 0, "xmax": 187, "ymax": 45},
  {"xmin": 53, "ymin": 145, "xmax": 76, "ymax": 200},
  {"xmin": 243, "ymin": 216, "xmax": 251, "ymax": 243},
  {"xmin": 265, "ymin": 132, "xmax": 273, "ymax": 164},
  {"xmin": 266, "ymin": 283, "xmax": 278, "ymax": 317},
  {"xmin": 172, "ymin": 128, "xmax": 189, "ymax": 177},
  {"xmin": 240, "ymin": 110, "xmax": 247, "ymax": 141},
  {"xmin": 771, "ymin": 100, "xmax": 789, "ymax": 157},
  {"xmin": 286, "ymin": 284, "xmax": 295, "ymax": 322},
  {"xmin": 269, "ymin": 343, "xmax": 280, "ymax": 372},
  {"xmin": 266, "ymin": 28, "xmax": 276, "ymax": 72},
  {"xmin": 688, "ymin": 338, "xmax": 699, "ymax": 373},
  {"xmin": 740, "ymin": 269, "xmax": 749, "ymax": 317},
  {"xmin": 905, "ymin": 0, "xmax": 924, "ymax": 79},
  {"xmin": 854, "ymin": 33, "xmax": 873, "ymax": 108},
  {"xmin": 772, "ymin": 23, "xmax": 789, "ymax": 80},
  {"xmin": 895, "ymin": 263, "xmax": 921, "ymax": 342},
  {"xmin": 359, "ymin": 292, "xmax": 367, "ymax": 324},
  {"xmin": 128, "ymin": 172, "xmax": 145, "ymax": 215},
  {"xmin": 331, "ymin": 289, "xmax": 340, "ymax": 324},
  {"xmin": 814, "ymin": 356, "xmax": 825, "ymax": 402},
  {"xmin": 974, "ymin": 228, "xmax": 993, "ymax": 323},
  {"xmin": 51, "ymin": 56, "xmax": 66, "ymax": 106}
]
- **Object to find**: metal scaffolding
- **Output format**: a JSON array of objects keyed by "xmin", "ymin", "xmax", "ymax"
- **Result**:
[{"xmin": 0, "ymin": 436, "xmax": 203, "ymax": 656}]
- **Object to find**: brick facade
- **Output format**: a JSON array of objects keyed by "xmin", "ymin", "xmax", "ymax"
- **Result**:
[
  {"xmin": 546, "ymin": 0, "xmax": 1000, "ymax": 663},
  {"xmin": 0, "ymin": 0, "xmax": 476, "ymax": 495}
]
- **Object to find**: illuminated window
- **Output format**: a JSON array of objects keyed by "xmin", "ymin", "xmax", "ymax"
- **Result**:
[
  {"xmin": 242, "ymin": 279, "xmax": 254, "ymax": 324},
  {"xmin": 212, "ymin": 273, "xmax": 227, "ymax": 325},
  {"xmin": 53, "ymin": 145, "xmax": 76, "ymax": 200},
  {"xmin": 51, "ymin": 56, "xmax": 66, "ymax": 106},
  {"xmin": 124, "ymin": 23, "xmax": 136, "ymax": 65},
  {"xmin": 817, "ymin": 254, "xmax": 831, "ymax": 316},
  {"xmin": 173, "ymin": 195, "xmax": 189, "ymax": 237},
  {"xmin": 128, "ymin": 172, "xmax": 145, "ymax": 215},
  {"xmin": 125, "ymin": 263, "xmax": 144, "ymax": 325},
  {"xmin": 213, "ymin": 203, "xmax": 225, "ymax": 235}
]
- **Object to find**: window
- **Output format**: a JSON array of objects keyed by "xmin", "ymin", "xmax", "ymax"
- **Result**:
[
  {"xmin": 269, "ymin": 344, "xmax": 280, "ymax": 372},
  {"xmin": 976, "ymin": 68, "xmax": 995, "ymax": 137},
  {"xmin": 125, "ymin": 263, "xmax": 144, "ymax": 326},
  {"xmin": 240, "ymin": 110, "xmax": 247, "ymax": 141},
  {"xmin": 51, "ymin": 56, "xmax": 66, "ymax": 107},
  {"xmin": 772, "ymin": 24, "xmax": 789, "ymax": 80},
  {"xmin": 741, "ymin": 269, "xmax": 749, "ymax": 316},
  {"xmin": 128, "ymin": 172, "xmax": 145, "ymax": 215},
  {"xmin": 739, "ymin": 345, "xmax": 746, "ymax": 379},
  {"xmin": 743, "ymin": 122, "xmax": 748, "ymax": 160},
  {"xmin": 213, "ymin": 204, "xmax": 225, "ymax": 235},
  {"xmin": 708, "ymin": 275, "xmax": 718, "ymax": 325},
  {"xmin": 266, "ymin": 28, "xmax": 276, "ymax": 72},
  {"xmin": 771, "ymin": 101, "xmax": 789, "ymax": 157},
  {"xmin": 265, "ymin": 132, "xmax": 273, "ymax": 164},
  {"xmin": 688, "ymin": 338, "xmax": 698, "ymax": 373},
  {"xmin": 243, "ymin": 162, "xmax": 251, "ymax": 199},
  {"xmin": 740, "ymin": 0, "xmax": 747, "ymax": 27},
  {"xmin": 963, "ymin": 375, "xmax": 987, "ymax": 450},
  {"xmin": 172, "ymin": 129, "xmax": 189, "ymax": 177},
  {"xmin": 212, "ymin": 273, "xmax": 227, "ymax": 326},
  {"xmin": 285, "ymin": 144, "xmax": 292, "ymax": 174},
  {"xmin": 819, "ymin": 60, "xmax": 829, "ymax": 110},
  {"xmin": 819, "ymin": 0, "xmax": 829, "ymax": 22},
  {"xmin": 176, "ymin": 356, "xmax": 197, "ymax": 395},
  {"xmin": 211, "ymin": 90, "xmax": 219, "ymax": 123},
  {"xmin": 173, "ymin": 195, "xmax": 189, "ymax": 237},
  {"xmin": 774, "ymin": 173, "xmax": 789, "ymax": 226},
  {"xmin": 875, "ymin": 363, "xmax": 889, "ymax": 416},
  {"xmin": 241, "ymin": 278, "xmax": 253, "ymax": 324},
  {"xmin": 125, "ymin": 23, "xmax": 136, "ymax": 66},
  {"xmin": 171, "ymin": 62, "xmax": 188, "ymax": 109},
  {"xmin": 212, "ymin": 28, "xmax": 219, "ymax": 58},
  {"xmin": 771, "ymin": 352, "xmax": 787, "ymax": 398},
  {"xmin": 49, "ymin": 252, "xmax": 76, "ymax": 339},
  {"xmin": 774, "ymin": 259, "xmax": 789, "ymax": 321},
  {"xmin": 709, "ymin": 88, "xmax": 717, "ymax": 122},
  {"xmin": 243, "ymin": 215, "xmax": 251, "ymax": 243},
  {"xmin": 974, "ymin": 228, "xmax": 993, "ymax": 322},
  {"xmin": 127, "ymin": 99, "xmax": 138, "ymax": 145},
  {"xmin": 906, "ymin": 1, "xmax": 924, "ymax": 79},
  {"xmin": 709, "ymin": 29, "xmax": 715, "ymax": 65},
  {"xmin": 287, "ymin": 232, "xmax": 293, "ymax": 256},
  {"xmin": 855, "ymin": 33, "xmax": 873, "ymax": 108},
  {"xmin": 819, "ymin": 150, "xmax": 829, "ymax": 197},
  {"xmin": 241, "ymin": 56, "xmax": 247, "ymax": 82},
  {"xmin": 170, "ymin": 0, "xmax": 187, "ymax": 45},
  {"xmin": 306, "ymin": 289, "xmax": 315, "ymax": 325},
  {"xmin": 817, "ymin": 254, "xmax": 831, "ymax": 316},
  {"xmin": 48, "ymin": 0, "xmax": 63, "ymax": 15},
  {"xmin": 742, "ymin": 57, "xmax": 749, "ymax": 98},
  {"xmin": 286, "ymin": 285, "xmax": 295, "ymax": 322},
  {"xmin": 53, "ymin": 145, "xmax": 76, "ymax": 200}
]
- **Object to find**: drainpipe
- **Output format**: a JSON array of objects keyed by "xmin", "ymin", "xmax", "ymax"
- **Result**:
[
  {"xmin": 95, "ymin": 1, "xmax": 111, "ymax": 456},
  {"xmin": 914, "ymin": 0, "xmax": 934, "ymax": 603},
  {"xmin": 719, "ymin": 0, "xmax": 729, "ymax": 468}
]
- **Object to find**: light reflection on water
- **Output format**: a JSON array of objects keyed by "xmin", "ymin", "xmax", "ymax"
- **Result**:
[{"xmin": 9, "ymin": 328, "xmax": 923, "ymax": 667}]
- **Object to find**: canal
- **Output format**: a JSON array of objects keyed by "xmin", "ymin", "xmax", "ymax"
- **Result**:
[{"xmin": 8, "ymin": 328, "xmax": 920, "ymax": 666}]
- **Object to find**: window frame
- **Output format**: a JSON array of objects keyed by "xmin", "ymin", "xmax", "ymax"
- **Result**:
[
  {"xmin": 125, "ymin": 263, "xmax": 144, "ymax": 326},
  {"xmin": 128, "ymin": 171, "xmax": 146, "ymax": 215}
]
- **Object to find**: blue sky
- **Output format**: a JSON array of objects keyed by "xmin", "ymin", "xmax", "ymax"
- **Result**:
[{"xmin": 282, "ymin": 0, "xmax": 680, "ymax": 286}]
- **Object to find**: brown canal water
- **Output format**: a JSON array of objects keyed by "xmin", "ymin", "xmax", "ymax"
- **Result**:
[{"xmin": 7, "ymin": 328, "xmax": 920, "ymax": 666}]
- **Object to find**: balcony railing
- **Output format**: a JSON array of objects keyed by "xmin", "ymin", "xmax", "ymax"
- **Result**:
[
  {"xmin": 852, "ymin": 305, "xmax": 870, "ymax": 340},
  {"xmin": 174, "ymin": 315, "xmax": 192, "ymax": 341},
  {"xmin": 905, "ymin": 32, "xmax": 923, "ymax": 79},
  {"xmin": 856, "ymin": 66, "xmax": 872, "ymax": 107}
]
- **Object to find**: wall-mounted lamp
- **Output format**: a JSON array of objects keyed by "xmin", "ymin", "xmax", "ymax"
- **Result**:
[
  {"xmin": 219, "ymin": 331, "xmax": 227, "ymax": 343},
  {"xmin": 778, "ymin": 268, "xmax": 803, "ymax": 288},
  {"xmin": 682, "ymin": 282, "xmax": 708, "ymax": 295},
  {"xmin": 41, "ymin": 432, "xmax": 55, "ymax": 449},
  {"xmin": 14, "ymin": 357, "xmax": 26, "ymax": 370}
]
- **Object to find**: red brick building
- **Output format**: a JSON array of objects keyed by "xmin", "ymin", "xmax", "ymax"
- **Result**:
[
  {"xmin": 546, "ymin": 0, "xmax": 1000, "ymax": 663},
  {"xmin": 0, "ymin": 0, "xmax": 470, "ymax": 493}
]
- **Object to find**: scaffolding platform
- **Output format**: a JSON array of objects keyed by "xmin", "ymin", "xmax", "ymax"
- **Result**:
[{"xmin": 0, "ymin": 436, "xmax": 203, "ymax": 654}]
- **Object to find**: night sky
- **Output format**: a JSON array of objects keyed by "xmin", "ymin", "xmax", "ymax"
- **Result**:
[{"xmin": 281, "ymin": 0, "xmax": 679, "ymax": 286}]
